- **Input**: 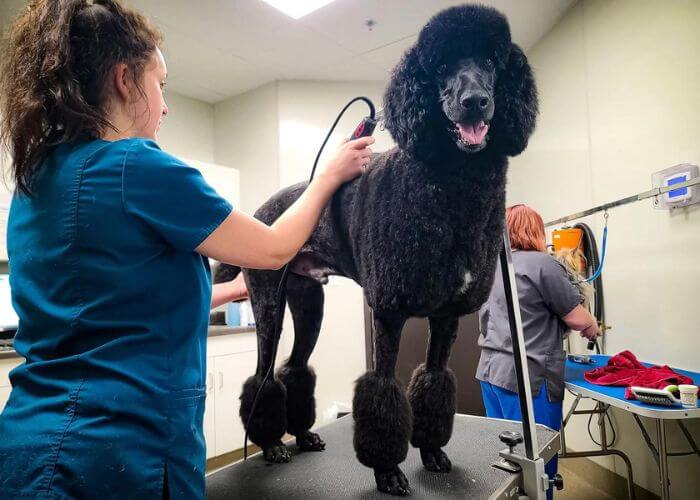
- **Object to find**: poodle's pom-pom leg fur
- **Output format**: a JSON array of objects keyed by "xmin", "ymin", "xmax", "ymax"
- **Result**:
[
  {"xmin": 353, "ymin": 371, "xmax": 412, "ymax": 496},
  {"xmin": 407, "ymin": 363, "xmax": 457, "ymax": 473},
  {"xmin": 239, "ymin": 374, "xmax": 290, "ymax": 463},
  {"xmin": 277, "ymin": 364, "xmax": 325, "ymax": 452}
]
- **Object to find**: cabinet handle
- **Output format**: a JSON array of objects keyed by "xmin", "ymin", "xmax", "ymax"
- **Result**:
[
  {"xmin": 207, "ymin": 372, "xmax": 213, "ymax": 394},
  {"xmin": 218, "ymin": 371, "xmax": 224, "ymax": 391}
]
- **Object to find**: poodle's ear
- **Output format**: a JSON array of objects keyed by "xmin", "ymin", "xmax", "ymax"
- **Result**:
[
  {"xmin": 382, "ymin": 47, "xmax": 445, "ymax": 162},
  {"xmin": 490, "ymin": 44, "xmax": 538, "ymax": 157}
]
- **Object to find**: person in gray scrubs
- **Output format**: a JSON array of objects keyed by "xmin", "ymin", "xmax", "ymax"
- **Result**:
[{"xmin": 477, "ymin": 204, "xmax": 601, "ymax": 498}]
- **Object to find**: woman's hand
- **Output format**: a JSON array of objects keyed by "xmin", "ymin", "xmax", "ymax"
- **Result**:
[
  {"xmin": 580, "ymin": 322, "xmax": 602, "ymax": 341},
  {"xmin": 563, "ymin": 304, "xmax": 602, "ymax": 340},
  {"xmin": 197, "ymin": 136, "xmax": 374, "ymax": 270},
  {"xmin": 211, "ymin": 274, "xmax": 249, "ymax": 309},
  {"xmin": 316, "ymin": 136, "xmax": 374, "ymax": 187}
]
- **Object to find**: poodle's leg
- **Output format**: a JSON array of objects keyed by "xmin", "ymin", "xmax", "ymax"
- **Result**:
[
  {"xmin": 239, "ymin": 268, "xmax": 290, "ymax": 463},
  {"xmin": 277, "ymin": 273, "xmax": 326, "ymax": 452},
  {"xmin": 407, "ymin": 315, "xmax": 458, "ymax": 473},
  {"xmin": 353, "ymin": 314, "xmax": 412, "ymax": 496}
]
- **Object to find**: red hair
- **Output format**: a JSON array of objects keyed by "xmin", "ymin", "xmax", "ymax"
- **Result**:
[{"xmin": 506, "ymin": 204, "xmax": 546, "ymax": 252}]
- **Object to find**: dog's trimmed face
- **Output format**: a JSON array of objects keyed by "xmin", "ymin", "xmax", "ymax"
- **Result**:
[
  {"xmin": 439, "ymin": 58, "xmax": 496, "ymax": 153},
  {"xmin": 382, "ymin": 5, "xmax": 538, "ymax": 163}
]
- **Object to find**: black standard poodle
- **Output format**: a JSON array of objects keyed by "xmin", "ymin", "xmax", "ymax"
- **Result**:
[{"xmin": 217, "ymin": 4, "xmax": 538, "ymax": 496}]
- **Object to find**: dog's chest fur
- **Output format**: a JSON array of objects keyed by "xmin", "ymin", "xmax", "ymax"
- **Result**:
[
  {"xmin": 354, "ymin": 151, "xmax": 506, "ymax": 316},
  {"xmin": 292, "ymin": 148, "xmax": 508, "ymax": 317}
]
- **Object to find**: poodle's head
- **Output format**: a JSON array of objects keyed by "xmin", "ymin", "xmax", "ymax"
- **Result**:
[{"xmin": 383, "ymin": 5, "xmax": 538, "ymax": 163}]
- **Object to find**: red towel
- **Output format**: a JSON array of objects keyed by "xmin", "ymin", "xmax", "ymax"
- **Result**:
[{"xmin": 584, "ymin": 350, "xmax": 697, "ymax": 399}]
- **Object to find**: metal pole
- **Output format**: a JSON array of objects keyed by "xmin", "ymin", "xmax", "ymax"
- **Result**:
[
  {"xmin": 500, "ymin": 229, "xmax": 539, "ymax": 460},
  {"xmin": 598, "ymin": 403, "xmax": 608, "ymax": 451},
  {"xmin": 544, "ymin": 176, "xmax": 700, "ymax": 227}
]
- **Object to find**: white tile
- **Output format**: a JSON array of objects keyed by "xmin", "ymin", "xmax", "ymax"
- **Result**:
[
  {"xmin": 300, "ymin": 0, "xmax": 430, "ymax": 54},
  {"xmin": 363, "ymin": 35, "xmax": 417, "ymax": 70}
]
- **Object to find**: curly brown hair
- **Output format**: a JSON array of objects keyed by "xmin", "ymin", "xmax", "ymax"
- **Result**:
[{"xmin": 0, "ymin": 0, "xmax": 162, "ymax": 195}]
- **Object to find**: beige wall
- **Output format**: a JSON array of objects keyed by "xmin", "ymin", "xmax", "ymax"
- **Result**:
[{"xmin": 509, "ymin": 0, "xmax": 700, "ymax": 496}]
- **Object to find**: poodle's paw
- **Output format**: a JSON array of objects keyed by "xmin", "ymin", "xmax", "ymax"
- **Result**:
[
  {"xmin": 296, "ymin": 430, "xmax": 326, "ymax": 452},
  {"xmin": 374, "ymin": 466, "xmax": 411, "ymax": 496},
  {"xmin": 420, "ymin": 448, "xmax": 452, "ymax": 473},
  {"xmin": 263, "ymin": 441, "xmax": 291, "ymax": 463}
]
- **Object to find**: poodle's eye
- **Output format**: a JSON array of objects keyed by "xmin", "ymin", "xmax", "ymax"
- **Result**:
[{"xmin": 485, "ymin": 57, "xmax": 494, "ymax": 68}]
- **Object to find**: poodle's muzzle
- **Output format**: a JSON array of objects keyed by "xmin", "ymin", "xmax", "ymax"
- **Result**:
[{"xmin": 440, "ymin": 58, "xmax": 496, "ymax": 153}]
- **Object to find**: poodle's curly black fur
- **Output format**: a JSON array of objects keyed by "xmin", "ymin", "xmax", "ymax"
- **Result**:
[{"xmin": 220, "ymin": 4, "xmax": 538, "ymax": 496}]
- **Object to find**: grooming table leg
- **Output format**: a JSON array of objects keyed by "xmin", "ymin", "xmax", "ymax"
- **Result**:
[
  {"xmin": 560, "ymin": 401, "xmax": 635, "ymax": 500},
  {"xmin": 676, "ymin": 421, "xmax": 700, "ymax": 457},
  {"xmin": 656, "ymin": 419, "xmax": 670, "ymax": 500}
]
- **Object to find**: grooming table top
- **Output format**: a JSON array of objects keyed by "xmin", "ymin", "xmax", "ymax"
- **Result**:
[
  {"xmin": 206, "ymin": 414, "xmax": 559, "ymax": 499},
  {"xmin": 565, "ymin": 355, "xmax": 700, "ymax": 419}
]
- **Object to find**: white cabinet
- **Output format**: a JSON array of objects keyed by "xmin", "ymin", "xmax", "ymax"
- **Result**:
[
  {"xmin": 213, "ymin": 351, "xmax": 257, "ymax": 456},
  {"xmin": 183, "ymin": 158, "xmax": 240, "ymax": 209},
  {"xmin": 204, "ymin": 332, "xmax": 257, "ymax": 459}
]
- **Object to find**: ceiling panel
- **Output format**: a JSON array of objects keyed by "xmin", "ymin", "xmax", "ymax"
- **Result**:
[
  {"xmin": 300, "ymin": 0, "xmax": 436, "ymax": 54},
  {"xmin": 0, "ymin": 0, "xmax": 577, "ymax": 103}
]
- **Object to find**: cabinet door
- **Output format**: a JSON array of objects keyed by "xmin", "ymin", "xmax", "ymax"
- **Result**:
[
  {"xmin": 204, "ymin": 356, "xmax": 216, "ymax": 459},
  {"xmin": 214, "ymin": 350, "xmax": 257, "ymax": 457}
]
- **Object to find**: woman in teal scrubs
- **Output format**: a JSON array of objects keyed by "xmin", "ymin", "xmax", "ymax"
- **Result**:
[{"xmin": 0, "ymin": 1, "xmax": 373, "ymax": 498}]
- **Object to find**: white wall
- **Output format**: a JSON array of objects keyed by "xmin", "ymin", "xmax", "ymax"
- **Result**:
[
  {"xmin": 158, "ymin": 91, "xmax": 215, "ymax": 163},
  {"xmin": 214, "ymin": 82, "xmax": 280, "ymax": 214},
  {"xmin": 509, "ymin": 1, "xmax": 700, "ymax": 496},
  {"xmin": 276, "ymin": 81, "xmax": 394, "ymax": 186}
]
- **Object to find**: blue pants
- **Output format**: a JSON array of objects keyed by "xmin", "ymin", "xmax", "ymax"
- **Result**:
[{"xmin": 480, "ymin": 381, "xmax": 562, "ymax": 499}]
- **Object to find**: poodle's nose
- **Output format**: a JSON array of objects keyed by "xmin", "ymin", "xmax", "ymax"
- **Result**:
[{"xmin": 461, "ymin": 94, "xmax": 490, "ymax": 111}]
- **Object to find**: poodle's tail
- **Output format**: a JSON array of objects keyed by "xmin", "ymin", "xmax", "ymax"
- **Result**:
[{"xmin": 214, "ymin": 263, "xmax": 242, "ymax": 283}]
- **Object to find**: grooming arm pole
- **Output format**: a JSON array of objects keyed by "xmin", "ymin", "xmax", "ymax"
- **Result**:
[{"xmin": 494, "ymin": 229, "xmax": 557, "ymax": 499}]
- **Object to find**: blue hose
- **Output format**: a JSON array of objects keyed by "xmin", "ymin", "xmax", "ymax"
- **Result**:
[{"xmin": 578, "ymin": 222, "xmax": 607, "ymax": 284}]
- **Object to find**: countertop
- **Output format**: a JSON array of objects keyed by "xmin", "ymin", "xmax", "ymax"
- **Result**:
[{"xmin": 0, "ymin": 325, "xmax": 256, "ymax": 360}]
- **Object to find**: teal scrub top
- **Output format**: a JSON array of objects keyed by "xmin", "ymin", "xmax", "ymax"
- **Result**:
[{"xmin": 0, "ymin": 138, "xmax": 232, "ymax": 499}]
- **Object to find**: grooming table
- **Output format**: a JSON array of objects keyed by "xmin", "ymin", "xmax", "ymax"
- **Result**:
[
  {"xmin": 562, "ymin": 355, "xmax": 700, "ymax": 500},
  {"xmin": 206, "ymin": 414, "xmax": 559, "ymax": 499}
]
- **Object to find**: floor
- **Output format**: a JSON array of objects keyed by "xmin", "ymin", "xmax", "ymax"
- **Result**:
[{"xmin": 558, "ymin": 461, "xmax": 616, "ymax": 500}]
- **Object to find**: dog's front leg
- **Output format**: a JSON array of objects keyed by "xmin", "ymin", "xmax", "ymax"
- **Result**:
[
  {"xmin": 353, "ymin": 314, "xmax": 412, "ymax": 496},
  {"xmin": 407, "ymin": 315, "xmax": 458, "ymax": 473}
]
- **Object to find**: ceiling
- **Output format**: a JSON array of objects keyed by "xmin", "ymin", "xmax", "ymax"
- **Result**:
[{"xmin": 1, "ymin": 0, "xmax": 576, "ymax": 104}]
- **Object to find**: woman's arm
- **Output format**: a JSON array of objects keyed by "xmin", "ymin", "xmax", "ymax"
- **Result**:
[
  {"xmin": 563, "ymin": 304, "xmax": 602, "ymax": 340},
  {"xmin": 211, "ymin": 274, "xmax": 248, "ymax": 309},
  {"xmin": 196, "ymin": 136, "xmax": 374, "ymax": 269}
]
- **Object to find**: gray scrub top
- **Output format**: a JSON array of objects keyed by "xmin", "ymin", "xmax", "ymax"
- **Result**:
[{"xmin": 476, "ymin": 250, "xmax": 581, "ymax": 403}]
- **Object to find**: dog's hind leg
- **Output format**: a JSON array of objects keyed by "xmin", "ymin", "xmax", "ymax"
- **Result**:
[
  {"xmin": 277, "ymin": 273, "xmax": 326, "ymax": 453},
  {"xmin": 407, "ymin": 315, "xmax": 458, "ymax": 473},
  {"xmin": 353, "ymin": 314, "xmax": 412, "ymax": 496},
  {"xmin": 239, "ymin": 268, "xmax": 290, "ymax": 463}
]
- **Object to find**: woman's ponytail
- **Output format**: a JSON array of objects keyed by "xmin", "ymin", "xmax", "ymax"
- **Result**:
[{"xmin": 0, "ymin": 0, "xmax": 162, "ymax": 195}]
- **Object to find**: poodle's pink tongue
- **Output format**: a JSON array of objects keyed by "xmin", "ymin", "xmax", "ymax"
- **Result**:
[{"xmin": 457, "ymin": 121, "xmax": 489, "ymax": 144}]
